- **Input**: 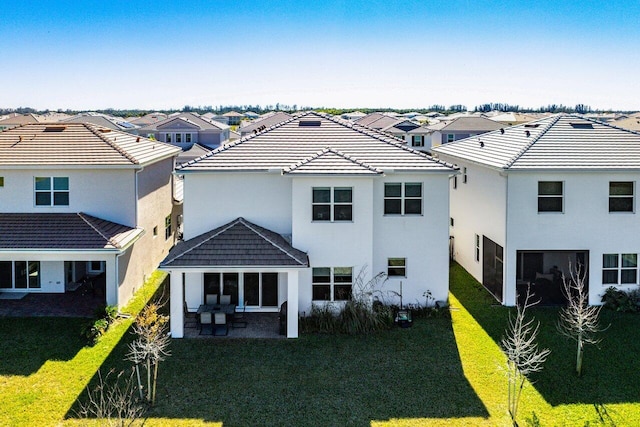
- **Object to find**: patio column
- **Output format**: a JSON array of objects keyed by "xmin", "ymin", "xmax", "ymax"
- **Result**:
[
  {"xmin": 170, "ymin": 271, "xmax": 184, "ymax": 338},
  {"xmin": 105, "ymin": 256, "xmax": 117, "ymax": 306},
  {"xmin": 286, "ymin": 270, "xmax": 299, "ymax": 338}
]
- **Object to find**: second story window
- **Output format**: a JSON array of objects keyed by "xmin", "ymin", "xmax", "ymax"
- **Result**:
[
  {"xmin": 446, "ymin": 134, "xmax": 455, "ymax": 143},
  {"xmin": 165, "ymin": 215, "xmax": 172, "ymax": 240},
  {"xmin": 609, "ymin": 181, "xmax": 634, "ymax": 212},
  {"xmin": 384, "ymin": 183, "xmax": 422, "ymax": 215},
  {"xmin": 185, "ymin": 133, "xmax": 192, "ymax": 143},
  {"xmin": 312, "ymin": 187, "xmax": 352, "ymax": 221},
  {"xmin": 175, "ymin": 133, "xmax": 182, "ymax": 143},
  {"xmin": 538, "ymin": 181, "xmax": 563, "ymax": 212},
  {"xmin": 411, "ymin": 135, "xmax": 424, "ymax": 147},
  {"xmin": 35, "ymin": 177, "xmax": 69, "ymax": 206}
]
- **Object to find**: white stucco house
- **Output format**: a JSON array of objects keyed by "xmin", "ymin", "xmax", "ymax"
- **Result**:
[
  {"xmin": 0, "ymin": 123, "xmax": 181, "ymax": 308},
  {"xmin": 433, "ymin": 114, "xmax": 640, "ymax": 306},
  {"xmin": 161, "ymin": 112, "xmax": 456, "ymax": 338}
]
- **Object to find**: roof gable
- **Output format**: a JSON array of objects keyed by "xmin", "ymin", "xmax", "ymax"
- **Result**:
[
  {"xmin": 157, "ymin": 117, "xmax": 202, "ymax": 130},
  {"xmin": 284, "ymin": 147, "xmax": 382, "ymax": 175}
]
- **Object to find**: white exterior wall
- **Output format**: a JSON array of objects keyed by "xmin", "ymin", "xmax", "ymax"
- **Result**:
[
  {"xmin": 291, "ymin": 177, "xmax": 374, "ymax": 313},
  {"xmin": 0, "ymin": 169, "xmax": 136, "ymax": 226},
  {"xmin": 507, "ymin": 171, "xmax": 640, "ymax": 305},
  {"xmin": 183, "ymin": 172, "xmax": 292, "ymax": 239},
  {"xmin": 438, "ymin": 156, "xmax": 507, "ymax": 288},
  {"xmin": 373, "ymin": 173, "xmax": 451, "ymax": 306}
]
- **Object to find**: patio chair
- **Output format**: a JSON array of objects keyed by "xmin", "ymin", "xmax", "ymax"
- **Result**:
[
  {"xmin": 213, "ymin": 312, "xmax": 228, "ymax": 336},
  {"xmin": 199, "ymin": 312, "xmax": 213, "ymax": 335},
  {"xmin": 219, "ymin": 294, "xmax": 231, "ymax": 305},
  {"xmin": 232, "ymin": 301, "xmax": 247, "ymax": 328},
  {"xmin": 205, "ymin": 294, "xmax": 218, "ymax": 305},
  {"xmin": 184, "ymin": 301, "xmax": 197, "ymax": 328}
]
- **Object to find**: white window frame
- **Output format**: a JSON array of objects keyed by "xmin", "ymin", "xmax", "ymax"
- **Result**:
[
  {"xmin": 603, "ymin": 253, "xmax": 638, "ymax": 285},
  {"xmin": 387, "ymin": 258, "xmax": 407, "ymax": 277},
  {"xmin": 312, "ymin": 267, "xmax": 353, "ymax": 301},
  {"xmin": 34, "ymin": 176, "xmax": 69, "ymax": 207},
  {"xmin": 538, "ymin": 181, "xmax": 564, "ymax": 213},
  {"xmin": 384, "ymin": 183, "xmax": 422, "ymax": 215},
  {"xmin": 312, "ymin": 187, "xmax": 353, "ymax": 222},
  {"xmin": 609, "ymin": 181, "xmax": 634, "ymax": 213}
]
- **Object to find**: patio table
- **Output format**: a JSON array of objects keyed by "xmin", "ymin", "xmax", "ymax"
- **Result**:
[{"xmin": 197, "ymin": 303, "xmax": 236, "ymax": 315}]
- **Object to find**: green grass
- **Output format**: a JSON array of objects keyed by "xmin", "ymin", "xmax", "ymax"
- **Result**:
[{"xmin": 2, "ymin": 265, "xmax": 640, "ymax": 426}]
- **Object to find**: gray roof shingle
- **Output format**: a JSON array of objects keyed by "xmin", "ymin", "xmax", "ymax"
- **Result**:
[
  {"xmin": 0, "ymin": 213, "xmax": 142, "ymax": 250},
  {"xmin": 433, "ymin": 114, "xmax": 640, "ymax": 170},
  {"xmin": 179, "ymin": 112, "xmax": 454, "ymax": 173},
  {"xmin": 161, "ymin": 217, "xmax": 308, "ymax": 268}
]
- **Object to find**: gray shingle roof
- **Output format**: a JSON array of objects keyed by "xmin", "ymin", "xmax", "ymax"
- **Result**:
[
  {"xmin": 179, "ymin": 112, "xmax": 453, "ymax": 173},
  {"xmin": 0, "ymin": 123, "xmax": 181, "ymax": 167},
  {"xmin": 0, "ymin": 213, "xmax": 142, "ymax": 250},
  {"xmin": 160, "ymin": 217, "xmax": 308, "ymax": 268},
  {"xmin": 432, "ymin": 114, "xmax": 640, "ymax": 170}
]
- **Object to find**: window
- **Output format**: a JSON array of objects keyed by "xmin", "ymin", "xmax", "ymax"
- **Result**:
[
  {"xmin": 0, "ymin": 177, "xmax": 4, "ymax": 187},
  {"xmin": 388, "ymin": 258, "xmax": 406, "ymax": 277},
  {"xmin": 447, "ymin": 134, "xmax": 455, "ymax": 143},
  {"xmin": 153, "ymin": 226, "xmax": 158, "ymax": 237},
  {"xmin": 185, "ymin": 133, "xmax": 192, "ymax": 143},
  {"xmin": 35, "ymin": 177, "xmax": 69, "ymax": 206},
  {"xmin": 475, "ymin": 234, "xmax": 480, "ymax": 262},
  {"xmin": 538, "ymin": 181, "xmax": 563, "ymax": 212},
  {"xmin": 603, "ymin": 254, "xmax": 638, "ymax": 284},
  {"xmin": 411, "ymin": 135, "xmax": 424, "ymax": 147},
  {"xmin": 450, "ymin": 217, "xmax": 454, "ymax": 227},
  {"xmin": 165, "ymin": 133, "xmax": 172, "ymax": 143},
  {"xmin": 13, "ymin": 261, "xmax": 40, "ymax": 289},
  {"xmin": 384, "ymin": 183, "xmax": 422, "ymax": 215},
  {"xmin": 244, "ymin": 272, "xmax": 278, "ymax": 307},
  {"xmin": 88, "ymin": 261, "xmax": 104, "ymax": 274},
  {"xmin": 165, "ymin": 215, "xmax": 172, "ymax": 240},
  {"xmin": 397, "ymin": 135, "xmax": 404, "ymax": 141},
  {"xmin": 609, "ymin": 182, "xmax": 634, "ymax": 212},
  {"xmin": 312, "ymin": 187, "xmax": 352, "ymax": 221},
  {"xmin": 462, "ymin": 167, "xmax": 468, "ymax": 184},
  {"xmin": 175, "ymin": 133, "xmax": 182, "ymax": 143},
  {"xmin": 312, "ymin": 267, "xmax": 352, "ymax": 301},
  {"xmin": 453, "ymin": 175, "xmax": 458, "ymax": 190}
]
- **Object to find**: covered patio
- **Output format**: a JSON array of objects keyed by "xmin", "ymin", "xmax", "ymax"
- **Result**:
[{"xmin": 161, "ymin": 217, "xmax": 309, "ymax": 339}]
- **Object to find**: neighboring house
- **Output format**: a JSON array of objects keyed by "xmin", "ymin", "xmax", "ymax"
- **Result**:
[
  {"xmin": 429, "ymin": 116, "xmax": 503, "ymax": 147},
  {"xmin": 0, "ymin": 123, "xmax": 181, "ymax": 308},
  {"xmin": 161, "ymin": 112, "xmax": 456, "ymax": 338},
  {"xmin": 238, "ymin": 111, "xmax": 293, "ymax": 137},
  {"xmin": 127, "ymin": 112, "xmax": 168, "ymax": 127},
  {"xmin": 341, "ymin": 111, "xmax": 367, "ymax": 121},
  {"xmin": 222, "ymin": 111, "xmax": 244, "ymax": 126},
  {"xmin": 610, "ymin": 113, "xmax": 640, "ymax": 132},
  {"xmin": 433, "ymin": 114, "xmax": 640, "ymax": 307},
  {"xmin": 62, "ymin": 112, "xmax": 139, "ymax": 133},
  {"xmin": 488, "ymin": 112, "xmax": 541, "ymax": 126},
  {"xmin": 137, "ymin": 112, "xmax": 230, "ymax": 150},
  {"xmin": 0, "ymin": 113, "xmax": 45, "ymax": 131},
  {"xmin": 355, "ymin": 113, "xmax": 432, "ymax": 150}
]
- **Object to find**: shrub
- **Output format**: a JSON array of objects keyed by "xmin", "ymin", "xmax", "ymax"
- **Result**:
[
  {"xmin": 601, "ymin": 287, "xmax": 640, "ymax": 313},
  {"xmin": 82, "ymin": 305, "xmax": 119, "ymax": 345}
]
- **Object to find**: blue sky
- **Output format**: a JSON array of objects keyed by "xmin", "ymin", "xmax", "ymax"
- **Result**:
[{"xmin": 2, "ymin": 0, "xmax": 639, "ymax": 111}]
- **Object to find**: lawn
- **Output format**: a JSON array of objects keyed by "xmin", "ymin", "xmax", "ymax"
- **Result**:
[{"xmin": 1, "ymin": 264, "xmax": 640, "ymax": 426}]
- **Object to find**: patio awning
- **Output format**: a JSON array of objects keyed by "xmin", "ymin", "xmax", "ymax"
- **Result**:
[
  {"xmin": 160, "ymin": 217, "xmax": 309, "ymax": 268},
  {"xmin": 0, "ymin": 213, "xmax": 143, "ymax": 251}
]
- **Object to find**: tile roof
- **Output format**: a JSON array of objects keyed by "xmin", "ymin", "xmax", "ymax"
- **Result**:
[
  {"xmin": 137, "ymin": 112, "xmax": 229, "ymax": 132},
  {"xmin": 436, "ymin": 117, "xmax": 504, "ymax": 132},
  {"xmin": 239, "ymin": 111, "xmax": 293, "ymax": 135},
  {"xmin": 0, "ymin": 213, "xmax": 142, "ymax": 250},
  {"xmin": 161, "ymin": 217, "xmax": 309, "ymax": 268},
  {"xmin": 0, "ymin": 123, "xmax": 181, "ymax": 167},
  {"xmin": 179, "ymin": 112, "xmax": 454, "ymax": 173},
  {"xmin": 432, "ymin": 114, "xmax": 640, "ymax": 170}
]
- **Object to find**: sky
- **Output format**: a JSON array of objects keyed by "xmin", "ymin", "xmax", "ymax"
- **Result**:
[{"xmin": 1, "ymin": 0, "xmax": 639, "ymax": 111}]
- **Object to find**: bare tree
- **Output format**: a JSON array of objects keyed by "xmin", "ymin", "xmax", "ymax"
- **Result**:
[
  {"xmin": 76, "ymin": 369, "xmax": 145, "ymax": 427},
  {"xmin": 501, "ymin": 287, "xmax": 550, "ymax": 426},
  {"xmin": 126, "ymin": 301, "xmax": 170, "ymax": 405},
  {"xmin": 557, "ymin": 264, "xmax": 606, "ymax": 376}
]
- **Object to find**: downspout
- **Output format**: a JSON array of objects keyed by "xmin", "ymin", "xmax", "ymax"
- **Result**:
[{"xmin": 501, "ymin": 169, "xmax": 509, "ymax": 306}]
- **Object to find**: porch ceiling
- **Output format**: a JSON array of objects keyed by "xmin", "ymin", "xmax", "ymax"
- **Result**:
[{"xmin": 161, "ymin": 217, "xmax": 309, "ymax": 268}]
